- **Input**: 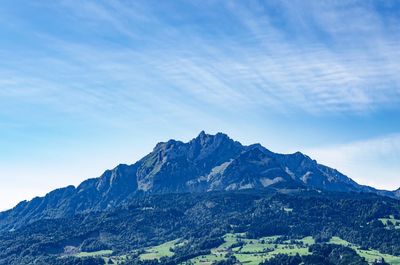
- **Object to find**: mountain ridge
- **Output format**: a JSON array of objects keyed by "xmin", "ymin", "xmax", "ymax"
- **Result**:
[{"xmin": 0, "ymin": 131, "xmax": 398, "ymax": 231}]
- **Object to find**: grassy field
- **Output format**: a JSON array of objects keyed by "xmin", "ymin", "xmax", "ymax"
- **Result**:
[
  {"xmin": 329, "ymin": 236, "xmax": 400, "ymax": 265},
  {"xmin": 71, "ymin": 247, "xmax": 131, "ymax": 264},
  {"xmin": 84, "ymin": 239, "xmax": 184, "ymax": 264},
  {"xmin": 185, "ymin": 233, "xmax": 312, "ymax": 265},
  {"xmin": 187, "ymin": 234, "xmax": 400, "ymax": 265},
  {"xmin": 72, "ymin": 234, "xmax": 400, "ymax": 265},
  {"xmin": 139, "ymin": 239, "xmax": 184, "ymax": 260},
  {"xmin": 75, "ymin": 249, "xmax": 113, "ymax": 258},
  {"xmin": 102, "ymin": 239, "xmax": 184, "ymax": 264},
  {"xmin": 379, "ymin": 215, "xmax": 400, "ymax": 230}
]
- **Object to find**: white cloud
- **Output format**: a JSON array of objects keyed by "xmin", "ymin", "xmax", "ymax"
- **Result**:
[
  {"xmin": 1, "ymin": 1, "xmax": 400, "ymax": 116},
  {"xmin": 1, "ymin": 0, "xmax": 400, "ymax": 209},
  {"xmin": 306, "ymin": 134, "xmax": 400, "ymax": 190}
]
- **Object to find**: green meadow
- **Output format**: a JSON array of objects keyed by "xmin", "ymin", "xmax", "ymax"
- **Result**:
[
  {"xmin": 73, "ymin": 234, "xmax": 400, "ymax": 265},
  {"xmin": 329, "ymin": 237, "xmax": 400, "ymax": 265}
]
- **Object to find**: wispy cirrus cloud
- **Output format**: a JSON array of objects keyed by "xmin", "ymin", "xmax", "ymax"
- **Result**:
[
  {"xmin": 1, "ymin": 0, "xmax": 400, "ymax": 210},
  {"xmin": 1, "ymin": 0, "xmax": 400, "ymax": 116}
]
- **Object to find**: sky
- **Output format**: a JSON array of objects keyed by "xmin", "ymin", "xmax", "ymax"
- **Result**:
[{"xmin": 0, "ymin": 0, "xmax": 400, "ymax": 210}]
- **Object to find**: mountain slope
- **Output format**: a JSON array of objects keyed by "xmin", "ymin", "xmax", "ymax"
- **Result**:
[
  {"xmin": 395, "ymin": 188, "xmax": 400, "ymax": 197},
  {"xmin": 0, "ymin": 131, "xmax": 397, "ymax": 231},
  {"xmin": 2, "ymin": 190, "xmax": 400, "ymax": 265}
]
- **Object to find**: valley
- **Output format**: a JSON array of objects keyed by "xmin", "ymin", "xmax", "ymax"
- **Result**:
[{"xmin": 70, "ymin": 233, "xmax": 400, "ymax": 265}]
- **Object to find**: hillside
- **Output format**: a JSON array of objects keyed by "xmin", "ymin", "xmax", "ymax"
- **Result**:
[{"xmin": 1, "ymin": 190, "xmax": 400, "ymax": 264}]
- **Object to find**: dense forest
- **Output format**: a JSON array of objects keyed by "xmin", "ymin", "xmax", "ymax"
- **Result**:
[{"xmin": 1, "ymin": 189, "xmax": 399, "ymax": 264}]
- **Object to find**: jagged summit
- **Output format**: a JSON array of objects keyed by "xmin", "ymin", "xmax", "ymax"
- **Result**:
[{"xmin": 0, "ymin": 132, "xmax": 397, "ymax": 231}]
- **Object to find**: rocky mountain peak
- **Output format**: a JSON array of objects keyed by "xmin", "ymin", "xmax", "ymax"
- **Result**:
[
  {"xmin": 1, "ymin": 131, "xmax": 398, "ymax": 231},
  {"xmin": 191, "ymin": 131, "xmax": 232, "ymax": 147},
  {"xmin": 395, "ymin": 188, "xmax": 400, "ymax": 197}
]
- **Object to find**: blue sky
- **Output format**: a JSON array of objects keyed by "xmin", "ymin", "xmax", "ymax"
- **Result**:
[{"xmin": 1, "ymin": 0, "xmax": 400, "ymax": 210}]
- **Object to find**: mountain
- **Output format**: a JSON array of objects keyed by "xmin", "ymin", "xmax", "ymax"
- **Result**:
[
  {"xmin": 0, "ymin": 131, "xmax": 397, "ymax": 231},
  {"xmin": 1, "ymin": 132, "xmax": 400, "ymax": 265}
]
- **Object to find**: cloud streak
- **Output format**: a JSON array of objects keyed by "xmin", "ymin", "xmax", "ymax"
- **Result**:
[
  {"xmin": 0, "ymin": 0, "xmax": 400, "ymax": 209},
  {"xmin": 2, "ymin": 0, "xmax": 399, "ymax": 116}
]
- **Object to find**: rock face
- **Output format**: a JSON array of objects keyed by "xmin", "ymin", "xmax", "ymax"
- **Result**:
[
  {"xmin": 395, "ymin": 188, "xmax": 400, "ymax": 198},
  {"xmin": 136, "ymin": 131, "xmax": 244, "ymax": 193},
  {"xmin": 0, "ymin": 131, "xmax": 396, "ymax": 230}
]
